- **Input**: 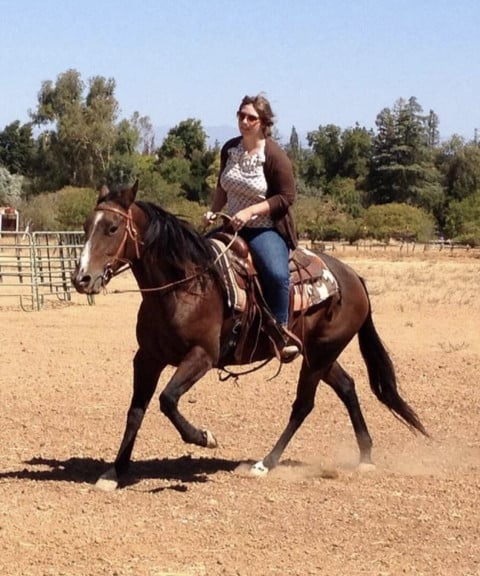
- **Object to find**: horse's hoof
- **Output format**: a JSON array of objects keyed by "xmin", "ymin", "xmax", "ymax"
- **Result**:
[
  {"xmin": 357, "ymin": 462, "xmax": 376, "ymax": 473},
  {"xmin": 204, "ymin": 429, "xmax": 218, "ymax": 448},
  {"xmin": 95, "ymin": 468, "xmax": 119, "ymax": 491},
  {"xmin": 250, "ymin": 461, "xmax": 269, "ymax": 476}
]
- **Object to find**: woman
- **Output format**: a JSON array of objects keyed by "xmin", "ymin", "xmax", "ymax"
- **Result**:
[{"xmin": 204, "ymin": 93, "xmax": 301, "ymax": 362}]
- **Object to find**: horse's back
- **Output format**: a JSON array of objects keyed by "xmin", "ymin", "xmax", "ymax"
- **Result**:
[{"xmin": 312, "ymin": 251, "xmax": 370, "ymax": 337}]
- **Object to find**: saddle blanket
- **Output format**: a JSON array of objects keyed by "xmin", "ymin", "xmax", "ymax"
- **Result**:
[{"xmin": 210, "ymin": 240, "xmax": 339, "ymax": 313}]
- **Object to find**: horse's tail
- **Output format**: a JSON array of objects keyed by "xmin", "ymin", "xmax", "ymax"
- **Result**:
[{"xmin": 358, "ymin": 280, "xmax": 429, "ymax": 437}]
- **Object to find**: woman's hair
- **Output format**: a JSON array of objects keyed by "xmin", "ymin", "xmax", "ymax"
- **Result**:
[{"xmin": 238, "ymin": 93, "xmax": 275, "ymax": 137}]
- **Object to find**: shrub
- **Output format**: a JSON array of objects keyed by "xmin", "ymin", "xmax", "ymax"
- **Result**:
[
  {"xmin": 363, "ymin": 203, "xmax": 436, "ymax": 242},
  {"xmin": 18, "ymin": 186, "xmax": 96, "ymax": 231},
  {"xmin": 445, "ymin": 191, "xmax": 480, "ymax": 246}
]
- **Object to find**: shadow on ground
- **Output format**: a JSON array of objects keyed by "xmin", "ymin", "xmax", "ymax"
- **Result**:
[{"xmin": 0, "ymin": 454, "xmax": 241, "ymax": 490}]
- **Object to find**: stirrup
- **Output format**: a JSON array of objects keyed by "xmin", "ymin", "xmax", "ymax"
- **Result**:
[
  {"xmin": 278, "ymin": 325, "xmax": 302, "ymax": 363},
  {"xmin": 263, "ymin": 323, "xmax": 301, "ymax": 363}
]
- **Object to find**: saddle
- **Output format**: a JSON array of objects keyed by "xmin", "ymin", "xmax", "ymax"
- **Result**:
[{"xmin": 209, "ymin": 231, "xmax": 339, "ymax": 363}]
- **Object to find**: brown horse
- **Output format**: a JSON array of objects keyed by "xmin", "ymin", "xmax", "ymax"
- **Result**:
[{"xmin": 72, "ymin": 181, "xmax": 427, "ymax": 490}]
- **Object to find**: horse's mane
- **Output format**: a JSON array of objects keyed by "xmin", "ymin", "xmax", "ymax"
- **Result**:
[{"xmin": 135, "ymin": 201, "xmax": 219, "ymax": 282}]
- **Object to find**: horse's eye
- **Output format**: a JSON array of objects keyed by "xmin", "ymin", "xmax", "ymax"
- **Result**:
[{"xmin": 109, "ymin": 224, "xmax": 119, "ymax": 235}]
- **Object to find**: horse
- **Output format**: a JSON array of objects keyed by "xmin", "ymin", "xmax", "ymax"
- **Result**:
[{"xmin": 72, "ymin": 181, "xmax": 427, "ymax": 490}]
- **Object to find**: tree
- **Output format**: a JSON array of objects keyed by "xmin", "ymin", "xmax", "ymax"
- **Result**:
[
  {"xmin": 368, "ymin": 97, "xmax": 444, "ymax": 215},
  {"xmin": 0, "ymin": 121, "xmax": 36, "ymax": 175},
  {"xmin": 438, "ymin": 138, "xmax": 480, "ymax": 201},
  {"xmin": 328, "ymin": 177, "xmax": 364, "ymax": 217},
  {"xmin": 306, "ymin": 124, "xmax": 342, "ymax": 185},
  {"xmin": 130, "ymin": 111, "xmax": 155, "ymax": 155},
  {"xmin": 444, "ymin": 190, "xmax": 480, "ymax": 246},
  {"xmin": 157, "ymin": 119, "xmax": 207, "ymax": 162},
  {"xmin": 106, "ymin": 119, "xmax": 142, "ymax": 184},
  {"xmin": 30, "ymin": 69, "xmax": 122, "ymax": 188},
  {"xmin": 295, "ymin": 195, "xmax": 347, "ymax": 241},
  {"xmin": 285, "ymin": 126, "xmax": 301, "ymax": 164},
  {"xmin": 155, "ymin": 119, "xmax": 213, "ymax": 202},
  {"xmin": 363, "ymin": 202, "xmax": 436, "ymax": 242},
  {"xmin": 0, "ymin": 166, "xmax": 24, "ymax": 205},
  {"xmin": 338, "ymin": 124, "xmax": 372, "ymax": 182}
]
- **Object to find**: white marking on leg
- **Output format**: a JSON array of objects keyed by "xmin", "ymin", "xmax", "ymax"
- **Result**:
[
  {"xmin": 251, "ymin": 461, "xmax": 269, "ymax": 476},
  {"xmin": 357, "ymin": 462, "xmax": 376, "ymax": 473},
  {"xmin": 95, "ymin": 467, "xmax": 119, "ymax": 491},
  {"xmin": 204, "ymin": 430, "xmax": 218, "ymax": 448}
]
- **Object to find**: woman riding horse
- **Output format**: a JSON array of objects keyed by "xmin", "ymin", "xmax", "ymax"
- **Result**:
[{"xmin": 72, "ymin": 181, "xmax": 427, "ymax": 490}]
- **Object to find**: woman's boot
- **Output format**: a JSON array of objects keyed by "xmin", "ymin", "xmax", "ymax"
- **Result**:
[{"xmin": 263, "ymin": 316, "xmax": 302, "ymax": 363}]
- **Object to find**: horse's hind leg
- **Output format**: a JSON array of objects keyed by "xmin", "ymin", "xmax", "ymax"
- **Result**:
[
  {"xmin": 96, "ymin": 349, "xmax": 164, "ymax": 491},
  {"xmin": 252, "ymin": 361, "xmax": 322, "ymax": 475},
  {"xmin": 323, "ymin": 361, "xmax": 374, "ymax": 468}
]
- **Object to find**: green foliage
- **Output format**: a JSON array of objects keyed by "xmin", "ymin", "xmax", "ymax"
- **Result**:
[
  {"xmin": 295, "ymin": 196, "xmax": 348, "ymax": 241},
  {"xmin": 4, "ymin": 83, "xmax": 479, "ymax": 245},
  {"xmin": 0, "ymin": 121, "xmax": 36, "ymax": 175},
  {"xmin": 18, "ymin": 194, "xmax": 58, "ymax": 231},
  {"xmin": 56, "ymin": 186, "xmax": 97, "ymax": 229},
  {"xmin": 438, "ymin": 140, "xmax": 480, "ymax": 201},
  {"xmin": 339, "ymin": 124, "xmax": 372, "ymax": 181},
  {"xmin": 165, "ymin": 196, "xmax": 206, "ymax": 228},
  {"xmin": 326, "ymin": 177, "xmax": 364, "ymax": 217},
  {"xmin": 159, "ymin": 157, "xmax": 191, "ymax": 184},
  {"xmin": 368, "ymin": 97, "xmax": 443, "ymax": 212},
  {"xmin": 363, "ymin": 202, "xmax": 436, "ymax": 242},
  {"xmin": 157, "ymin": 119, "xmax": 207, "ymax": 161},
  {"xmin": 29, "ymin": 69, "xmax": 144, "ymax": 189},
  {"xmin": 306, "ymin": 124, "xmax": 342, "ymax": 185},
  {"xmin": 18, "ymin": 186, "xmax": 96, "ymax": 231},
  {"xmin": 338, "ymin": 218, "xmax": 367, "ymax": 244},
  {"xmin": 154, "ymin": 118, "xmax": 215, "ymax": 203},
  {"xmin": 0, "ymin": 166, "xmax": 24, "ymax": 205},
  {"xmin": 444, "ymin": 191, "xmax": 480, "ymax": 246}
]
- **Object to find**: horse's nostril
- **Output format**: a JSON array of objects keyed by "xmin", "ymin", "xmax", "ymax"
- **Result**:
[{"xmin": 73, "ymin": 273, "xmax": 91, "ymax": 289}]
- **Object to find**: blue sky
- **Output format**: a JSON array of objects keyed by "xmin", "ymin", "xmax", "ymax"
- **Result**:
[{"xmin": 1, "ymin": 0, "xmax": 478, "ymax": 143}]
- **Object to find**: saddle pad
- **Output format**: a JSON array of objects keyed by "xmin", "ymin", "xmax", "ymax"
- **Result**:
[
  {"xmin": 209, "ymin": 240, "xmax": 338, "ymax": 313},
  {"xmin": 292, "ymin": 259, "xmax": 339, "ymax": 310}
]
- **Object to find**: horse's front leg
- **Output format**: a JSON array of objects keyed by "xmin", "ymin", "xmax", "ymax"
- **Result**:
[
  {"xmin": 252, "ymin": 361, "xmax": 322, "ymax": 475},
  {"xmin": 96, "ymin": 348, "xmax": 164, "ymax": 491},
  {"xmin": 159, "ymin": 345, "xmax": 217, "ymax": 448}
]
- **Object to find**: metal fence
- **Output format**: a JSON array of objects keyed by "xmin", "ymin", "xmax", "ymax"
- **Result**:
[{"xmin": 0, "ymin": 231, "xmax": 91, "ymax": 310}]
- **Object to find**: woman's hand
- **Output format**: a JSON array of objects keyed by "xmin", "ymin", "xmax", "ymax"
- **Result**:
[
  {"xmin": 202, "ymin": 211, "xmax": 217, "ymax": 227},
  {"xmin": 231, "ymin": 207, "xmax": 260, "ymax": 231}
]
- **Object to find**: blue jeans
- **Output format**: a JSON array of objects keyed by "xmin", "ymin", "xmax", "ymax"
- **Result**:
[{"xmin": 239, "ymin": 227, "xmax": 290, "ymax": 325}]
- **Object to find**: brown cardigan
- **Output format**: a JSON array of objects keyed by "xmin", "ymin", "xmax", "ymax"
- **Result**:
[{"xmin": 219, "ymin": 136, "xmax": 298, "ymax": 249}]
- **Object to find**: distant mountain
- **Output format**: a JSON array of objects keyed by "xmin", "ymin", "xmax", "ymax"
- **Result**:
[{"xmin": 204, "ymin": 125, "xmax": 238, "ymax": 146}]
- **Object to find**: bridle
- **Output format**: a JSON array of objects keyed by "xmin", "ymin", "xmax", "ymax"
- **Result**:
[{"xmin": 94, "ymin": 204, "xmax": 142, "ymax": 283}]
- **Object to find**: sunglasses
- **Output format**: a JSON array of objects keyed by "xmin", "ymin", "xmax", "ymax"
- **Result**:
[{"xmin": 237, "ymin": 111, "xmax": 260, "ymax": 124}]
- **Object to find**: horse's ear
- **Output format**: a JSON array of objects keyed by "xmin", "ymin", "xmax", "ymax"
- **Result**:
[
  {"xmin": 98, "ymin": 185, "xmax": 110, "ymax": 201},
  {"xmin": 131, "ymin": 179, "xmax": 139, "ymax": 199},
  {"xmin": 121, "ymin": 180, "xmax": 138, "ymax": 206}
]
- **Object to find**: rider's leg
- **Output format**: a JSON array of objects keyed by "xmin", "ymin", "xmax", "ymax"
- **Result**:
[{"xmin": 240, "ymin": 227, "xmax": 301, "ymax": 362}]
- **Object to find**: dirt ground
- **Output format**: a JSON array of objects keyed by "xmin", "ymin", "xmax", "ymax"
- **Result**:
[{"xmin": 0, "ymin": 253, "xmax": 479, "ymax": 576}]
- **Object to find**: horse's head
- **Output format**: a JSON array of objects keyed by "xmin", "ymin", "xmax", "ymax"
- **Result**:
[{"xmin": 72, "ymin": 181, "xmax": 141, "ymax": 294}]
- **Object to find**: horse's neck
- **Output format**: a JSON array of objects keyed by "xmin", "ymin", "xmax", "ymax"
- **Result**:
[{"xmin": 131, "ymin": 262, "xmax": 168, "ymax": 290}]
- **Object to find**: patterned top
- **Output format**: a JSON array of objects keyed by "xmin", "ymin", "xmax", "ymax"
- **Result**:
[{"xmin": 219, "ymin": 140, "xmax": 274, "ymax": 228}]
